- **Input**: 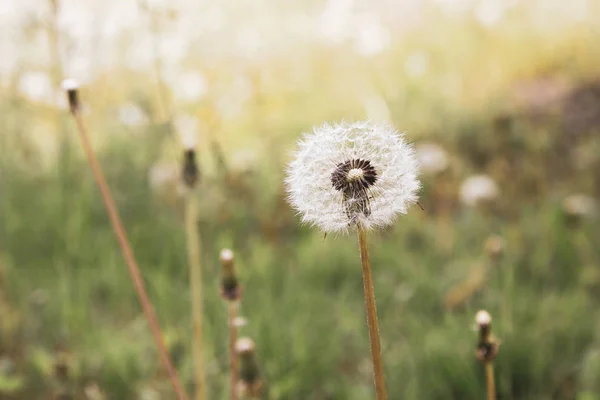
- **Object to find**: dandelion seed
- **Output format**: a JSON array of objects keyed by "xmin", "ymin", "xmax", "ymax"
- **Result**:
[{"xmin": 286, "ymin": 121, "xmax": 420, "ymax": 233}]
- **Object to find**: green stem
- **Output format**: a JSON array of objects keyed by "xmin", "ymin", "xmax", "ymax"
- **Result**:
[{"xmin": 185, "ymin": 195, "xmax": 207, "ymax": 400}]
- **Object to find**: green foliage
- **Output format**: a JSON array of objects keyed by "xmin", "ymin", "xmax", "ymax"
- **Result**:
[{"xmin": 2, "ymin": 3, "xmax": 600, "ymax": 398}]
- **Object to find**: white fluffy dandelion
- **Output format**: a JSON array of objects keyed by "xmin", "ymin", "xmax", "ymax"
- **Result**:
[
  {"xmin": 286, "ymin": 121, "xmax": 420, "ymax": 233},
  {"xmin": 286, "ymin": 121, "xmax": 419, "ymax": 398}
]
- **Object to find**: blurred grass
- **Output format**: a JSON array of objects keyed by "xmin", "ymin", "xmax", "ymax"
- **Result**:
[{"xmin": 2, "ymin": 1, "xmax": 600, "ymax": 399}]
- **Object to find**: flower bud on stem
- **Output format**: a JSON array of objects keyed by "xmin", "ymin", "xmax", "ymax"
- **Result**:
[
  {"xmin": 236, "ymin": 338, "xmax": 263, "ymax": 399},
  {"xmin": 220, "ymin": 249, "xmax": 242, "ymax": 400},
  {"xmin": 62, "ymin": 79, "xmax": 188, "ymax": 400},
  {"xmin": 475, "ymin": 310, "xmax": 498, "ymax": 400}
]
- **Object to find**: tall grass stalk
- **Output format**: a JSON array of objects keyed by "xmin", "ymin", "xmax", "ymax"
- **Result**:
[
  {"xmin": 63, "ymin": 82, "xmax": 189, "ymax": 400},
  {"xmin": 228, "ymin": 301, "xmax": 239, "ymax": 400},
  {"xmin": 219, "ymin": 248, "xmax": 241, "ymax": 400},
  {"xmin": 357, "ymin": 224, "xmax": 387, "ymax": 400},
  {"xmin": 184, "ymin": 193, "xmax": 207, "ymax": 400}
]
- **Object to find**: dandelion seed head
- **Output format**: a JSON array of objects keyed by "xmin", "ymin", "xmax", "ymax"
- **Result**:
[
  {"xmin": 286, "ymin": 121, "xmax": 420, "ymax": 233},
  {"xmin": 61, "ymin": 78, "xmax": 79, "ymax": 91},
  {"xmin": 175, "ymin": 116, "xmax": 198, "ymax": 149},
  {"xmin": 415, "ymin": 142, "xmax": 449, "ymax": 175},
  {"xmin": 220, "ymin": 248, "xmax": 234, "ymax": 263},
  {"xmin": 475, "ymin": 310, "xmax": 492, "ymax": 326},
  {"xmin": 459, "ymin": 174, "xmax": 499, "ymax": 207},
  {"xmin": 236, "ymin": 337, "xmax": 255, "ymax": 354}
]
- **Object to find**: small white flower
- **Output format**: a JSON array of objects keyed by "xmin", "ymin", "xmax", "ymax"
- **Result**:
[
  {"xmin": 459, "ymin": 174, "xmax": 499, "ymax": 207},
  {"xmin": 19, "ymin": 72, "xmax": 54, "ymax": 103},
  {"xmin": 562, "ymin": 194, "xmax": 597, "ymax": 218},
  {"xmin": 118, "ymin": 103, "xmax": 147, "ymax": 127},
  {"xmin": 475, "ymin": 310, "xmax": 492, "ymax": 326},
  {"xmin": 235, "ymin": 337, "xmax": 255, "ymax": 354},
  {"xmin": 415, "ymin": 142, "xmax": 449, "ymax": 175},
  {"xmin": 148, "ymin": 162, "xmax": 177, "ymax": 189},
  {"xmin": 286, "ymin": 121, "xmax": 420, "ymax": 233},
  {"xmin": 61, "ymin": 78, "xmax": 79, "ymax": 91},
  {"xmin": 233, "ymin": 316, "xmax": 248, "ymax": 327},
  {"xmin": 175, "ymin": 116, "xmax": 198, "ymax": 149}
]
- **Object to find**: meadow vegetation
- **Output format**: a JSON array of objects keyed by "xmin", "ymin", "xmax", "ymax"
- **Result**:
[{"xmin": 1, "ymin": 1, "xmax": 600, "ymax": 398}]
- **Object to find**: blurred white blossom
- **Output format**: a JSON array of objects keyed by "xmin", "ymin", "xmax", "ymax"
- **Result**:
[
  {"xmin": 171, "ymin": 71, "xmax": 208, "ymax": 102},
  {"xmin": 18, "ymin": 72, "xmax": 54, "ymax": 104},
  {"xmin": 405, "ymin": 51, "xmax": 429, "ymax": 78},
  {"xmin": 459, "ymin": 174, "xmax": 499, "ymax": 206},
  {"xmin": 415, "ymin": 142, "xmax": 449, "ymax": 175},
  {"xmin": 175, "ymin": 115, "xmax": 198, "ymax": 149},
  {"xmin": 118, "ymin": 103, "xmax": 147, "ymax": 127},
  {"xmin": 563, "ymin": 194, "xmax": 597, "ymax": 219}
]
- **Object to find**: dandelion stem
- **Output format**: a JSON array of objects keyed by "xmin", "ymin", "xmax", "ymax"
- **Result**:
[
  {"xmin": 485, "ymin": 361, "xmax": 496, "ymax": 400},
  {"xmin": 69, "ymin": 109, "xmax": 189, "ymax": 400},
  {"xmin": 228, "ymin": 301, "xmax": 239, "ymax": 400},
  {"xmin": 357, "ymin": 224, "xmax": 387, "ymax": 400},
  {"xmin": 184, "ymin": 194, "xmax": 207, "ymax": 400}
]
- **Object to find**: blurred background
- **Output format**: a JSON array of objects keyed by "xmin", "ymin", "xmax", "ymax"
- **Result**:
[{"xmin": 1, "ymin": 0, "xmax": 600, "ymax": 398}]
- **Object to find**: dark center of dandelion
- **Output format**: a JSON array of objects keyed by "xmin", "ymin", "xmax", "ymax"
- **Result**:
[
  {"xmin": 331, "ymin": 159, "xmax": 377, "ymax": 191},
  {"xmin": 331, "ymin": 159, "xmax": 378, "ymax": 220}
]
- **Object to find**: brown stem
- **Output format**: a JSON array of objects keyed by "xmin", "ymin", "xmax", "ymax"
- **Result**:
[
  {"xmin": 228, "ymin": 301, "xmax": 239, "ymax": 400},
  {"xmin": 485, "ymin": 361, "xmax": 496, "ymax": 400},
  {"xmin": 184, "ymin": 195, "xmax": 207, "ymax": 400},
  {"xmin": 70, "ymin": 111, "xmax": 189, "ymax": 400},
  {"xmin": 357, "ymin": 224, "xmax": 387, "ymax": 400}
]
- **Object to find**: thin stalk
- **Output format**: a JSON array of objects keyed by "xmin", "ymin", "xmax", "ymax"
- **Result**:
[
  {"xmin": 228, "ymin": 301, "xmax": 239, "ymax": 400},
  {"xmin": 356, "ymin": 224, "xmax": 387, "ymax": 400},
  {"xmin": 184, "ymin": 194, "xmax": 207, "ymax": 400},
  {"xmin": 69, "ymin": 110, "xmax": 189, "ymax": 400},
  {"xmin": 485, "ymin": 362, "xmax": 496, "ymax": 400}
]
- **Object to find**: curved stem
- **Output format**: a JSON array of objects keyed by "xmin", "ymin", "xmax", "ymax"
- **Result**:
[
  {"xmin": 357, "ymin": 225, "xmax": 387, "ymax": 400},
  {"xmin": 184, "ymin": 195, "xmax": 207, "ymax": 400},
  {"xmin": 71, "ymin": 112, "xmax": 189, "ymax": 400},
  {"xmin": 485, "ymin": 362, "xmax": 496, "ymax": 400}
]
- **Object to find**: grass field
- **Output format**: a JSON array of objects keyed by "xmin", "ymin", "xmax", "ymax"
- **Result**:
[{"xmin": 2, "ymin": 1, "xmax": 600, "ymax": 399}]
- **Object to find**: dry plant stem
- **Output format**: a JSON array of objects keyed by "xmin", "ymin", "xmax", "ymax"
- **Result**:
[
  {"xmin": 357, "ymin": 224, "xmax": 387, "ymax": 400},
  {"xmin": 70, "ymin": 111, "xmax": 189, "ymax": 400},
  {"xmin": 228, "ymin": 302, "xmax": 239, "ymax": 400},
  {"xmin": 485, "ymin": 361, "xmax": 496, "ymax": 400},
  {"xmin": 184, "ymin": 195, "xmax": 207, "ymax": 400}
]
